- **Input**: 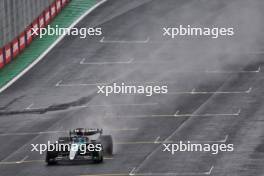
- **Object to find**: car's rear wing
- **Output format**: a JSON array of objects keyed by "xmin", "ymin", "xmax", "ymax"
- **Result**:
[{"xmin": 69, "ymin": 128, "xmax": 103, "ymax": 136}]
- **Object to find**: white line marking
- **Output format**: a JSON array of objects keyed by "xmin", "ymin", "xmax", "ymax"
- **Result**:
[
  {"xmin": 114, "ymin": 61, "xmax": 261, "ymax": 73},
  {"xmin": 105, "ymin": 109, "xmax": 241, "ymax": 119},
  {"xmin": 0, "ymin": 131, "xmax": 66, "ymax": 136},
  {"xmin": 206, "ymin": 166, "xmax": 214, "ymax": 175},
  {"xmin": 1, "ymin": 157, "xmax": 114, "ymax": 165},
  {"xmin": 55, "ymin": 80, "xmax": 107, "ymax": 87},
  {"xmin": 107, "ymin": 59, "xmax": 261, "ymax": 73},
  {"xmin": 80, "ymin": 103, "xmax": 158, "ymax": 108},
  {"xmin": 154, "ymin": 136, "xmax": 160, "ymax": 144},
  {"xmin": 100, "ymin": 36, "xmax": 150, "ymax": 44},
  {"xmin": 191, "ymin": 88, "xmax": 196, "ymax": 94},
  {"xmin": 80, "ymin": 58, "xmax": 134, "ymax": 65},
  {"xmin": 117, "ymin": 135, "xmax": 229, "ymax": 145},
  {"xmin": 174, "ymin": 110, "xmax": 180, "ymax": 116},
  {"xmin": 151, "ymin": 109, "xmax": 241, "ymax": 117},
  {"xmin": 55, "ymin": 80, "xmax": 160, "ymax": 87},
  {"xmin": 105, "ymin": 128, "xmax": 138, "ymax": 131},
  {"xmin": 190, "ymin": 135, "xmax": 229, "ymax": 143},
  {"xmin": 256, "ymin": 66, "xmax": 261, "ymax": 73},
  {"xmin": 246, "ymin": 87, "xmax": 252, "ymax": 93},
  {"xmin": 237, "ymin": 108, "xmax": 241, "ymax": 115},
  {"xmin": 129, "ymin": 168, "xmax": 136, "ymax": 176},
  {"xmin": 55, "ymin": 80, "xmax": 63, "ymax": 87},
  {"xmin": 168, "ymin": 88, "xmax": 252, "ymax": 95},
  {"xmin": 127, "ymin": 166, "xmax": 214, "ymax": 176},
  {"xmin": 25, "ymin": 102, "xmax": 157, "ymax": 110},
  {"xmin": 80, "ymin": 58, "xmax": 86, "ymax": 64},
  {"xmin": 0, "ymin": 0, "xmax": 108, "ymax": 94},
  {"xmin": 15, "ymin": 156, "xmax": 28, "ymax": 164},
  {"xmin": 25, "ymin": 103, "xmax": 34, "ymax": 110},
  {"xmin": 206, "ymin": 66, "xmax": 261, "ymax": 73},
  {"xmin": 24, "ymin": 103, "xmax": 37, "ymax": 110},
  {"xmin": 222, "ymin": 135, "xmax": 229, "ymax": 143}
]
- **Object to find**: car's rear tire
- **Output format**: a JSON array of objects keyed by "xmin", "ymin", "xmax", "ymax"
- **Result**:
[
  {"xmin": 97, "ymin": 155, "xmax": 104, "ymax": 163},
  {"xmin": 100, "ymin": 135, "xmax": 113, "ymax": 156},
  {"xmin": 46, "ymin": 150, "xmax": 58, "ymax": 165},
  {"xmin": 92, "ymin": 154, "xmax": 103, "ymax": 163}
]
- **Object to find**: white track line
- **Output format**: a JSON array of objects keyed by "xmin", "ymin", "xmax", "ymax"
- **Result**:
[
  {"xmin": 222, "ymin": 135, "xmax": 229, "ymax": 143},
  {"xmin": 100, "ymin": 36, "xmax": 150, "ymax": 44},
  {"xmin": 174, "ymin": 110, "xmax": 180, "ymax": 116},
  {"xmin": 154, "ymin": 136, "xmax": 160, "ymax": 144},
  {"xmin": 168, "ymin": 88, "xmax": 252, "ymax": 95},
  {"xmin": 106, "ymin": 128, "xmax": 138, "ymax": 131},
  {"xmin": 25, "ymin": 103, "xmax": 34, "ymax": 110},
  {"xmin": 151, "ymin": 109, "xmax": 241, "ymax": 117},
  {"xmin": 108, "ymin": 62, "xmax": 260, "ymax": 73},
  {"xmin": 129, "ymin": 168, "xmax": 136, "ymax": 176},
  {"xmin": 1, "ymin": 157, "xmax": 114, "ymax": 165},
  {"xmin": 117, "ymin": 135, "xmax": 229, "ymax": 145},
  {"xmin": 0, "ymin": 0, "xmax": 108, "ymax": 94},
  {"xmin": 55, "ymin": 80, "xmax": 108, "ymax": 87},
  {"xmin": 25, "ymin": 102, "xmax": 157, "ymax": 110},
  {"xmin": 15, "ymin": 156, "xmax": 28, "ymax": 164},
  {"xmin": 104, "ymin": 109, "xmax": 241, "ymax": 119},
  {"xmin": 205, "ymin": 66, "xmax": 261, "ymax": 73},
  {"xmin": 80, "ymin": 58, "xmax": 134, "ymax": 65},
  {"xmin": 24, "ymin": 103, "xmax": 37, "ymax": 110},
  {"xmin": 80, "ymin": 103, "xmax": 158, "ymax": 108},
  {"xmin": 189, "ymin": 135, "xmax": 229, "ymax": 143},
  {"xmin": 0, "ymin": 131, "xmax": 66, "ymax": 136},
  {"xmin": 126, "ymin": 166, "xmax": 214, "ymax": 176},
  {"xmin": 81, "ymin": 166, "xmax": 214, "ymax": 176},
  {"xmin": 206, "ymin": 166, "xmax": 214, "ymax": 175},
  {"xmin": 55, "ymin": 80, "xmax": 159, "ymax": 87}
]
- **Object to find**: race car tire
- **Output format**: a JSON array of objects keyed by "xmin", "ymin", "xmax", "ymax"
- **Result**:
[
  {"xmin": 100, "ymin": 135, "xmax": 113, "ymax": 156},
  {"xmin": 92, "ymin": 153, "xmax": 103, "ymax": 163},
  {"xmin": 97, "ymin": 155, "xmax": 104, "ymax": 163},
  {"xmin": 46, "ymin": 150, "xmax": 58, "ymax": 165}
]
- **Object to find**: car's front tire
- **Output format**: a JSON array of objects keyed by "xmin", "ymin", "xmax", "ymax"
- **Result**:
[
  {"xmin": 46, "ymin": 150, "xmax": 58, "ymax": 165},
  {"xmin": 93, "ymin": 155, "xmax": 103, "ymax": 163}
]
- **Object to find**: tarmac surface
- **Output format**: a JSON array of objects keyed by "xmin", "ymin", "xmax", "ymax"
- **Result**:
[{"xmin": 0, "ymin": 0, "xmax": 264, "ymax": 175}]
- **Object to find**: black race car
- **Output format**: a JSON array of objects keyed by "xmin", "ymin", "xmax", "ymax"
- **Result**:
[{"xmin": 46, "ymin": 128, "xmax": 113, "ymax": 165}]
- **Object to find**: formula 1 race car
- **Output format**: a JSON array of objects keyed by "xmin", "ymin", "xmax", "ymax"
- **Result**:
[{"xmin": 45, "ymin": 128, "xmax": 113, "ymax": 165}]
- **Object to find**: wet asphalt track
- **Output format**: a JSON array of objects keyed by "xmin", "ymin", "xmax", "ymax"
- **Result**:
[{"xmin": 0, "ymin": 0, "xmax": 264, "ymax": 175}]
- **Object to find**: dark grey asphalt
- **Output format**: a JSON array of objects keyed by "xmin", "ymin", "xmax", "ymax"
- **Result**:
[{"xmin": 0, "ymin": 0, "xmax": 264, "ymax": 175}]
